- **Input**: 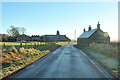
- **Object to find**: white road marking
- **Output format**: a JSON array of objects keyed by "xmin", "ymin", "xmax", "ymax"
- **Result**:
[
  {"xmin": 79, "ymin": 49, "xmax": 112, "ymax": 79},
  {"xmin": 79, "ymin": 50, "xmax": 86, "ymax": 56},
  {"xmin": 89, "ymin": 59, "xmax": 95, "ymax": 65}
]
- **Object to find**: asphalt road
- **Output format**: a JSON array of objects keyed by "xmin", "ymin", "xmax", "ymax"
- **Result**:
[{"xmin": 10, "ymin": 45, "xmax": 113, "ymax": 78}]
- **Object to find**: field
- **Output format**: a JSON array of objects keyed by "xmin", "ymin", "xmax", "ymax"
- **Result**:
[
  {"xmin": 75, "ymin": 42, "xmax": 119, "ymax": 77},
  {"xmin": 0, "ymin": 41, "xmax": 76, "ymax": 79}
]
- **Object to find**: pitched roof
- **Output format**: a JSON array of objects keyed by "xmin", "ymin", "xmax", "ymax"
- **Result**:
[
  {"xmin": 18, "ymin": 34, "xmax": 30, "ymax": 38},
  {"xmin": 32, "ymin": 35, "xmax": 40, "ymax": 37},
  {"xmin": 41, "ymin": 35, "xmax": 71, "ymax": 41},
  {"xmin": 41, "ymin": 35, "xmax": 66, "ymax": 38},
  {"xmin": 78, "ymin": 28, "xmax": 97, "ymax": 38}
]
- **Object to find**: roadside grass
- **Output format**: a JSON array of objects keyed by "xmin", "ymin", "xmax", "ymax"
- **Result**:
[
  {"xmin": 1, "ymin": 47, "xmax": 50, "ymax": 79},
  {"xmin": 0, "ymin": 43, "xmax": 61, "ymax": 79},
  {"xmin": 75, "ymin": 43, "xmax": 119, "ymax": 76},
  {"xmin": 89, "ymin": 43, "xmax": 118, "ymax": 59}
]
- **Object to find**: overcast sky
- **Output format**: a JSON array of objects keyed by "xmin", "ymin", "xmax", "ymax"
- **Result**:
[{"xmin": 2, "ymin": 2, "xmax": 118, "ymax": 41}]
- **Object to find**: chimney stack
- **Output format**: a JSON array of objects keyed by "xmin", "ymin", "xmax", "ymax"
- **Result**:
[
  {"xmin": 97, "ymin": 21, "xmax": 100, "ymax": 29},
  {"xmin": 88, "ymin": 25, "xmax": 92, "ymax": 31},
  {"xmin": 84, "ymin": 28, "xmax": 86, "ymax": 32}
]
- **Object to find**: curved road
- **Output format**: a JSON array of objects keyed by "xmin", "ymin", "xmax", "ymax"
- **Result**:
[{"xmin": 10, "ymin": 45, "xmax": 112, "ymax": 78}]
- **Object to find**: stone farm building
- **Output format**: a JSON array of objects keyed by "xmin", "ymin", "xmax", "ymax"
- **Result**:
[
  {"xmin": 41, "ymin": 31, "xmax": 71, "ymax": 42},
  {"xmin": 31, "ymin": 35, "xmax": 41, "ymax": 42},
  {"xmin": 8, "ymin": 36, "xmax": 17, "ymax": 42},
  {"xmin": 77, "ymin": 22, "xmax": 110, "ymax": 46},
  {"xmin": 17, "ymin": 34, "xmax": 31, "ymax": 42},
  {"xmin": 41, "ymin": 35, "xmax": 71, "ymax": 42}
]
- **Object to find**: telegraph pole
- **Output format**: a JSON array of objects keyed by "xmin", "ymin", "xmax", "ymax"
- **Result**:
[{"xmin": 74, "ymin": 29, "xmax": 76, "ymax": 42}]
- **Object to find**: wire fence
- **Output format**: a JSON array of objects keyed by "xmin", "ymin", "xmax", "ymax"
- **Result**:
[
  {"xmin": 1, "ymin": 42, "xmax": 76, "ymax": 50},
  {"xmin": 1, "ymin": 42, "xmax": 49, "ymax": 50}
]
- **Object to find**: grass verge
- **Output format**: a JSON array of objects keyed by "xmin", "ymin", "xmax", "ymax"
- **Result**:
[
  {"xmin": 75, "ymin": 43, "xmax": 119, "ymax": 77},
  {"xmin": 1, "ymin": 43, "xmax": 61, "ymax": 79}
]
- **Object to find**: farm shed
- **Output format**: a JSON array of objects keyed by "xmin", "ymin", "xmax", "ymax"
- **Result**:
[
  {"xmin": 41, "ymin": 35, "xmax": 71, "ymax": 42},
  {"xmin": 41, "ymin": 31, "xmax": 71, "ymax": 42},
  {"xmin": 77, "ymin": 22, "xmax": 110, "ymax": 46},
  {"xmin": 17, "ymin": 34, "xmax": 31, "ymax": 42},
  {"xmin": 8, "ymin": 37, "xmax": 17, "ymax": 42},
  {"xmin": 31, "ymin": 35, "xmax": 41, "ymax": 42}
]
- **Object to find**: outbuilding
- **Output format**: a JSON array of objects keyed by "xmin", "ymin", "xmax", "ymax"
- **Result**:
[
  {"xmin": 17, "ymin": 34, "xmax": 31, "ymax": 42},
  {"xmin": 41, "ymin": 31, "xmax": 71, "ymax": 42},
  {"xmin": 31, "ymin": 35, "xmax": 41, "ymax": 42}
]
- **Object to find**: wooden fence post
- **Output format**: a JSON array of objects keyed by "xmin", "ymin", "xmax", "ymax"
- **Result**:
[
  {"xmin": 38, "ymin": 42, "xmax": 39, "ymax": 46},
  {"xmin": 35, "ymin": 42, "xmax": 36, "ymax": 49},
  {"xmin": 31, "ymin": 43, "xmax": 32, "ymax": 48},
  {"xmin": 20, "ymin": 43, "xmax": 22, "ymax": 48},
  {"xmin": 3, "ymin": 43, "xmax": 5, "ymax": 49},
  {"xmin": 38, "ymin": 42, "xmax": 40, "ymax": 48},
  {"xmin": 26, "ymin": 43, "xmax": 27, "ymax": 49}
]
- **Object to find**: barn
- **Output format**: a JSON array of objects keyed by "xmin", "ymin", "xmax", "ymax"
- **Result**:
[
  {"xmin": 77, "ymin": 22, "xmax": 110, "ymax": 46},
  {"xmin": 41, "ymin": 35, "xmax": 71, "ymax": 42},
  {"xmin": 31, "ymin": 35, "xmax": 41, "ymax": 42},
  {"xmin": 8, "ymin": 37, "xmax": 17, "ymax": 42},
  {"xmin": 17, "ymin": 34, "xmax": 31, "ymax": 42},
  {"xmin": 41, "ymin": 31, "xmax": 71, "ymax": 42}
]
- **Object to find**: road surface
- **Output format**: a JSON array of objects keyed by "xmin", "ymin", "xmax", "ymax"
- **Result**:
[{"xmin": 10, "ymin": 45, "xmax": 112, "ymax": 78}]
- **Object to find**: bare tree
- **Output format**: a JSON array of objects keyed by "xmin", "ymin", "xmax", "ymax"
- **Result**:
[
  {"xmin": 20, "ymin": 27, "xmax": 26, "ymax": 35},
  {"xmin": 7, "ymin": 26, "xmax": 26, "ymax": 37}
]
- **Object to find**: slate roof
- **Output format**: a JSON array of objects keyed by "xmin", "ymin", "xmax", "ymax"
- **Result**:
[
  {"xmin": 32, "ymin": 35, "xmax": 40, "ymax": 37},
  {"xmin": 18, "ymin": 34, "xmax": 30, "ymax": 38},
  {"xmin": 41, "ymin": 35, "xmax": 66, "ymax": 38},
  {"xmin": 78, "ymin": 28, "xmax": 97, "ymax": 38},
  {"xmin": 41, "ymin": 35, "xmax": 71, "ymax": 41}
]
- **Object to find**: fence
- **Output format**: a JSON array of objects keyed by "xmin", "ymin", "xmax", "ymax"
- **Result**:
[
  {"xmin": 1, "ymin": 42, "xmax": 49, "ymax": 50},
  {"xmin": 1, "ymin": 41, "xmax": 76, "ymax": 50}
]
